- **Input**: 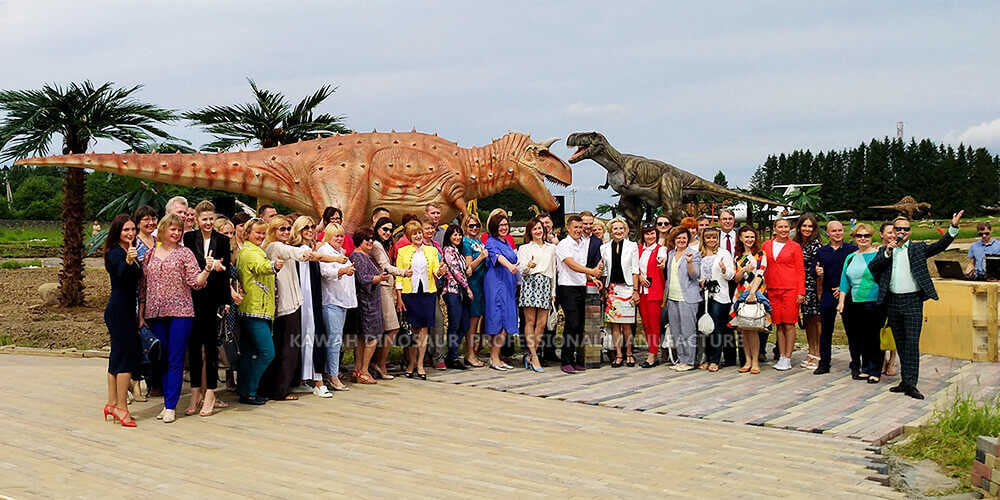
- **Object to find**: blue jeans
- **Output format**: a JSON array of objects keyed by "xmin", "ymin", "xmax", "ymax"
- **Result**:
[
  {"xmin": 149, "ymin": 317, "xmax": 193, "ymax": 410},
  {"xmin": 443, "ymin": 293, "xmax": 470, "ymax": 361},
  {"xmin": 322, "ymin": 305, "xmax": 346, "ymax": 376},
  {"xmin": 237, "ymin": 317, "xmax": 275, "ymax": 399},
  {"xmin": 704, "ymin": 299, "xmax": 732, "ymax": 365}
]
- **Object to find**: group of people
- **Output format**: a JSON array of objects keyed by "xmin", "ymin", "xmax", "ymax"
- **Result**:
[{"xmin": 101, "ymin": 195, "xmax": 965, "ymax": 427}]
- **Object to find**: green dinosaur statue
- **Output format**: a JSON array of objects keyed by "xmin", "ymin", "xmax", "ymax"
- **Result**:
[{"xmin": 566, "ymin": 132, "xmax": 779, "ymax": 230}]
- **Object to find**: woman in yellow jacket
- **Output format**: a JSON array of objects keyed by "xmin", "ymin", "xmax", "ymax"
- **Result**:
[{"xmin": 395, "ymin": 220, "xmax": 446, "ymax": 379}]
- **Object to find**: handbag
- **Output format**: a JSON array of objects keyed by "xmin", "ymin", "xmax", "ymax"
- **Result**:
[
  {"xmin": 138, "ymin": 324, "xmax": 160, "ymax": 365},
  {"xmin": 660, "ymin": 323, "xmax": 678, "ymax": 364},
  {"xmin": 601, "ymin": 326, "xmax": 614, "ymax": 351},
  {"xmin": 880, "ymin": 325, "xmax": 896, "ymax": 351},
  {"xmin": 217, "ymin": 304, "xmax": 241, "ymax": 365},
  {"xmin": 396, "ymin": 311, "xmax": 414, "ymax": 348},
  {"xmin": 731, "ymin": 299, "xmax": 769, "ymax": 331},
  {"xmin": 697, "ymin": 289, "xmax": 714, "ymax": 335}
]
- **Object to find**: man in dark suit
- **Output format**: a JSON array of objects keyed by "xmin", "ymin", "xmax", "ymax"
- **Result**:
[
  {"xmin": 183, "ymin": 201, "xmax": 233, "ymax": 412},
  {"xmin": 868, "ymin": 210, "xmax": 963, "ymax": 400}
]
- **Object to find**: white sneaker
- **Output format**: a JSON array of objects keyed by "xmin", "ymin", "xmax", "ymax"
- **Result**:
[
  {"xmin": 162, "ymin": 409, "xmax": 176, "ymax": 423},
  {"xmin": 156, "ymin": 408, "xmax": 166, "ymax": 420},
  {"xmin": 292, "ymin": 383, "xmax": 313, "ymax": 394},
  {"xmin": 312, "ymin": 385, "xmax": 333, "ymax": 398},
  {"xmin": 774, "ymin": 357, "xmax": 792, "ymax": 371}
]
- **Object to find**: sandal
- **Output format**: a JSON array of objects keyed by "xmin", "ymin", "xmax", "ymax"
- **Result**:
[
  {"xmin": 708, "ymin": 363, "xmax": 719, "ymax": 372},
  {"xmin": 738, "ymin": 366, "xmax": 751, "ymax": 373},
  {"xmin": 281, "ymin": 394, "xmax": 299, "ymax": 401},
  {"xmin": 626, "ymin": 355, "xmax": 636, "ymax": 367},
  {"xmin": 611, "ymin": 355, "xmax": 623, "ymax": 368},
  {"xmin": 699, "ymin": 362, "xmax": 709, "ymax": 370},
  {"xmin": 867, "ymin": 376, "xmax": 880, "ymax": 384},
  {"xmin": 750, "ymin": 367, "xmax": 760, "ymax": 374}
]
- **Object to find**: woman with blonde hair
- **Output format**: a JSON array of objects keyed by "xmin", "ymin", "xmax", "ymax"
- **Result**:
[
  {"xmin": 289, "ymin": 216, "xmax": 332, "ymax": 397},
  {"xmin": 261, "ymin": 216, "xmax": 345, "ymax": 400},
  {"xmin": 235, "ymin": 217, "xmax": 276, "ymax": 405},
  {"xmin": 592, "ymin": 219, "xmax": 609, "ymax": 244},
  {"xmin": 318, "ymin": 222, "xmax": 357, "ymax": 391},
  {"xmin": 395, "ymin": 220, "xmax": 445, "ymax": 379},
  {"xmin": 600, "ymin": 218, "xmax": 640, "ymax": 367},
  {"xmin": 762, "ymin": 217, "xmax": 805, "ymax": 371},
  {"xmin": 837, "ymin": 222, "xmax": 883, "ymax": 383}
]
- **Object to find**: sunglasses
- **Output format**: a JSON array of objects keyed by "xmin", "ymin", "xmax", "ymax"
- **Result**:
[
  {"xmin": 893, "ymin": 226, "xmax": 911, "ymax": 232},
  {"xmin": 855, "ymin": 233, "xmax": 872, "ymax": 238},
  {"xmin": 980, "ymin": 232, "xmax": 991, "ymax": 236},
  {"xmin": 278, "ymin": 226, "xmax": 291, "ymax": 231},
  {"xmin": 656, "ymin": 222, "xmax": 671, "ymax": 227},
  {"xmin": 379, "ymin": 226, "xmax": 392, "ymax": 232},
  {"xmin": 467, "ymin": 223, "xmax": 481, "ymax": 228},
  {"xmin": 304, "ymin": 225, "xmax": 316, "ymax": 230}
]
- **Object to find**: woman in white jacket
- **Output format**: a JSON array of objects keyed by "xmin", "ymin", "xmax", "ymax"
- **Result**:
[
  {"xmin": 600, "ymin": 218, "xmax": 640, "ymax": 367},
  {"xmin": 699, "ymin": 227, "xmax": 735, "ymax": 372},
  {"xmin": 317, "ymin": 224, "xmax": 357, "ymax": 391}
]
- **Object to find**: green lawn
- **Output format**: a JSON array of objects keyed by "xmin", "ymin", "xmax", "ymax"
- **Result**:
[{"xmin": 0, "ymin": 223, "xmax": 65, "ymax": 247}]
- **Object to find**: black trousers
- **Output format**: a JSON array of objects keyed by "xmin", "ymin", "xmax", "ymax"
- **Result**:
[
  {"xmin": 261, "ymin": 308, "xmax": 302, "ymax": 400},
  {"xmin": 886, "ymin": 292, "xmax": 923, "ymax": 387},
  {"xmin": 557, "ymin": 285, "xmax": 586, "ymax": 366},
  {"xmin": 817, "ymin": 304, "xmax": 843, "ymax": 370},
  {"xmin": 704, "ymin": 299, "xmax": 733, "ymax": 365},
  {"xmin": 845, "ymin": 300, "xmax": 883, "ymax": 378},
  {"xmin": 189, "ymin": 303, "xmax": 221, "ymax": 390}
]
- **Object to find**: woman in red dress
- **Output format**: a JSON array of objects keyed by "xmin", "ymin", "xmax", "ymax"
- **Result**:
[{"xmin": 761, "ymin": 218, "xmax": 805, "ymax": 371}]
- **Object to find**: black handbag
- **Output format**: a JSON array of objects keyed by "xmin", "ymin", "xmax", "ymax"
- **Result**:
[
  {"xmin": 138, "ymin": 325, "xmax": 160, "ymax": 365},
  {"xmin": 396, "ymin": 311, "xmax": 414, "ymax": 348},
  {"xmin": 217, "ymin": 304, "xmax": 241, "ymax": 365}
]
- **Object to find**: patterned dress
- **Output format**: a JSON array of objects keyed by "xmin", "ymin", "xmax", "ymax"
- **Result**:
[
  {"xmin": 349, "ymin": 251, "xmax": 384, "ymax": 340},
  {"xmin": 730, "ymin": 251, "xmax": 767, "ymax": 321},
  {"xmin": 800, "ymin": 239, "xmax": 822, "ymax": 316}
]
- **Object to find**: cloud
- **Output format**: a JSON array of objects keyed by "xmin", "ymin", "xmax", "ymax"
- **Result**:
[
  {"xmin": 954, "ymin": 118, "xmax": 1000, "ymax": 149},
  {"xmin": 564, "ymin": 103, "xmax": 626, "ymax": 119}
]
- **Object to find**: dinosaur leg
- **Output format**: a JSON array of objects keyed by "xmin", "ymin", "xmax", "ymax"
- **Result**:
[
  {"xmin": 618, "ymin": 196, "xmax": 644, "ymax": 238},
  {"xmin": 659, "ymin": 175, "xmax": 685, "ymax": 223}
]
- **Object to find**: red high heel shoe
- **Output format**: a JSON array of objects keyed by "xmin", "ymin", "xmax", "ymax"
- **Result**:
[
  {"xmin": 111, "ymin": 406, "xmax": 137, "ymax": 428},
  {"xmin": 103, "ymin": 404, "xmax": 114, "ymax": 422}
]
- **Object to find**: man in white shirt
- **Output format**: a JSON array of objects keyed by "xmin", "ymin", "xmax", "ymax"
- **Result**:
[{"xmin": 556, "ymin": 215, "xmax": 603, "ymax": 373}]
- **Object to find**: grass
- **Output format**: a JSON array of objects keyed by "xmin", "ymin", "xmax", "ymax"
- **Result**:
[
  {"xmin": 0, "ymin": 258, "xmax": 42, "ymax": 269},
  {"xmin": 0, "ymin": 224, "xmax": 65, "ymax": 247},
  {"xmin": 891, "ymin": 391, "xmax": 1000, "ymax": 490}
]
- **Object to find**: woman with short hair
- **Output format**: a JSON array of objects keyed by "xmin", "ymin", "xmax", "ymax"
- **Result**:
[
  {"xmin": 599, "ymin": 218, "xmax": 640, "ymax": 368},
  {"xmin": 235, "ymin": 218, "xmax": 277, "ymax": 405},
  {"xmin": 133, "ymin": 205, "xmax": 158, "ymax": 264},
  {"xmin": 460, "ymin": 214, "xmax": 488, "ymax": 367},
  {"xmin": 637, "ymin": 224, "xmax": 667, "ymax": 367},
  {"xmin": 317, "ymin": 222, "xmax": 357, "ymax": 391},
  {"xmin": 699, "ymin": 227, "xmax": 735, "ymax": 372},
  {"xmin": 837, "ymin": 223, "xmax": 884, "ymax": 383},
  {"xmin": 102, "ymin": 214, "xmax": 142, "ymax": 427},
  {"xmin": 483, "ymin": 212, "xmax": 519, "ymax": 371},
  {"xmin": 138, "ymin": 214, "xmax": 212, "ymax": 423},
  {"xmin": 395, "ymin": 220, "xmax": 445, "ymax": 379},
  {"xmin": 349, "ymin": 228, "xmax": 388, "ymax": 384},
  {"xmin": 795, "ymin": 214, "xmax": 822, "ymax": 369},
  {"xmin": 762, "ymin": 218, "xmax": 805, "ymax": 371},
  {"xmin": 664, "ymin": 227, "xmax": 702, "ymax": 371},
  {"xmin": 517, "ymin": 217, "xmax": 557, "ymax": 372}
]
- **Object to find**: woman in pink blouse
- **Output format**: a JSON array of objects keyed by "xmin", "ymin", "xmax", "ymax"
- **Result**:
[{"xmin": 138, "ymin": 214, "xmax": 214, "ymax": 423}]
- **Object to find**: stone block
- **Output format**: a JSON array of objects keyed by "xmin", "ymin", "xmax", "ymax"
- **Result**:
[
  {"xmin": 986, "ymin": 453, "xmax": 996, "ymax": 470},
  {"xmin": 972, "ymin": 460, "xmax": 991, "ymax": 482},
  {"xmin": 584, "ymin": 344, "xmax": 603, "ymax": 368},
  {"xmin": 990, "ymin": 480, "xmax": 1000, "ymax": 496},
  {"xmin": 978, "ymin": 436, "xmax": 999, "ymax": 457},
  {"xmin": 38, "ymin": 283, "xmax": 59, "ymax": 306}
]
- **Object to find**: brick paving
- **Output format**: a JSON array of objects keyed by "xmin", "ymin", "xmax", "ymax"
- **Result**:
[
  {"xmin": 0, "ymin": 354, "xmax": 902, "ymax": 498},
  {"xmin": 431, "ymin": 347, "xmax": 1000, "ymax": 445}
]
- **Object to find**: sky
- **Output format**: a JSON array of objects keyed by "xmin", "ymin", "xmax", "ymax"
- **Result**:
[{"xmin": 2, "ymin": 0, "xmax": 999, "ymax": 212}]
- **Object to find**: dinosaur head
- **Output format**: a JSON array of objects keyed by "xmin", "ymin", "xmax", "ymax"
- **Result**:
[
  {"xmin": 510, "ymin": 135, "xmax": 572, "ymax": 211},
  {"xmin": 566, "ymin": 131, "xmax": 610, "ymax": 164}
]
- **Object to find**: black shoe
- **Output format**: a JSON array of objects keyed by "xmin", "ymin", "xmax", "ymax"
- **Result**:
[
  {"xmin": 639, "ymin": 360, "xmax": 659, "ymax": 369},
  {"xmin": 852, "ymin": 372, "xmax": 867, "ymax": 380},
  {"xmin": 239, "ymin": 396, "xmax": 266, "ymax": 405},
  {"xmin": 889, "ymin": 383, "xmax": 908, "ymax": 393},
  {"xmin": 904, "ymin": 386, "xmax": 924, "ymax": 399},
  {"xmin": 813, "ymin": 366, "xmax": 830, "ymax": 375}
]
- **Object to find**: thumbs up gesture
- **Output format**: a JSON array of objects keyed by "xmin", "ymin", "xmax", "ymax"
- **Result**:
[
  {"xmin": 684, "ymin": 251, "xmax": 693, "ymax": 264},
  {"xmin": 126, "ymin": 238, "xmax": 138, "ymax": 264},
  {"xmin": 273, "ymin": 258, "xmax": 284, "ymax": 271},
  {"xmin": 815, "ymin": 264, "xmax": 824, "ymax": 277},
  {"xmin": 204, "ymin": 250, "xmax": 216, "ymax": 273},
  {"xmin": 527, "ymin": 255, "xmax": 536, "ymax": 269}
]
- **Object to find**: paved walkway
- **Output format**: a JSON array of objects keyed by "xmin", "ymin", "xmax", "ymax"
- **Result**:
[
  {"xmin": 430, "ymin": 347, "xmax": 1000, "ymax": 445},
  {"xmin": 0, "ymin": 355, "xmax": 899, "ymax": 499}
]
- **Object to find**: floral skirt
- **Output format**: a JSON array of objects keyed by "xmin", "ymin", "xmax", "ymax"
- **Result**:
[
  {"xmin": 518, "ymin": 273, "xmax": 552, "ymax": 309},
  {"xmin": 605, "ymin": 283, "xmax": 636, "ymax": 324}
]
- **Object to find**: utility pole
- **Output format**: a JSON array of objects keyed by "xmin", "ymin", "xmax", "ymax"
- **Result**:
[
  {"xmin": 568, "ymin": 187, "xmax": 577, "ymax": 213},
  {"xmin": 897, "ymin": 121, "xmax": 904, "ymax": 140}
]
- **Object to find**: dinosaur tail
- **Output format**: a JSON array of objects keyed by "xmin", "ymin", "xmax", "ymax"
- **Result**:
[
  {"xmin": 686, "ymin": 178, "xmax": 780, "ymax": 206},
  {"xmin": 14, "ymin": 150, "xmax": 314, "ymax": 212}
]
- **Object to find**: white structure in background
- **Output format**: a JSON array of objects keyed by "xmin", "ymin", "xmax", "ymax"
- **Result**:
[{"xmin": 726, "ymin": 183, "xmax": 850, "ymax": 222}]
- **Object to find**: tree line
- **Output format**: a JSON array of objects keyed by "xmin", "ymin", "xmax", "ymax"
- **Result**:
[{"xmin": 748, "ymin": 137, "xmax": 1000, "ymax": 219}]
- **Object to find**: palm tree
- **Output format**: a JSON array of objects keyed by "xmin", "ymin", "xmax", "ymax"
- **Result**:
[
  {"xmin": 183, "ymin": 78, "xmax": 351, "ymax": 151},
  {"xmin": 0, "ymin": 81, "xmax": 178, "ymax": 306}
]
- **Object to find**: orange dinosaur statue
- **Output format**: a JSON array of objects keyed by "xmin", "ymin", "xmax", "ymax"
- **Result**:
[
  {"xmin": 15, "ymin": 131, "xmax": 572, "ymax": 232},
  {"xmin": 870, "ymin": 195, "xmax": 931, "ymax": 220}
]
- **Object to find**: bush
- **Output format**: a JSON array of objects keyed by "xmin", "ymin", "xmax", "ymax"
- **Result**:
[
  {"xmin": 892, "ymin": 392, "xmax": 1000, "ymax": 486},
  {"xmin": 12, "ymin": 176, "xmax": 62, "ymax": 219},
  {"xmin": 0, "ymin": 258, "xmax": 42, "ymax": 269}
]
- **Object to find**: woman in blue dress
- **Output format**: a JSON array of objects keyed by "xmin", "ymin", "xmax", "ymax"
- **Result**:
[
  {"xmin": 483, "ymin": 212, "xmax": 519, "ymax": 371},
  {"xmin": 103, "ymin": 214, "xmax": 142, "ymax": 427},
  {"xmin": 460, "ymin": 214, "xmax": 488, "ymax": 367}
]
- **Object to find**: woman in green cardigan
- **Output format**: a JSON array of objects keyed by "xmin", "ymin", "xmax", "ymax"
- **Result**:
[{"xmin": 235, "ymin": 218, "xmax": 278, "ymax": 405}]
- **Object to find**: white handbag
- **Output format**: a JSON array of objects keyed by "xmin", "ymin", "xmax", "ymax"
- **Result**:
[
  {"xmin": 731, "ymin": 299, "xmax": 769, "ymax": 331},
  {"xmin": 660, "ymin": 323, "xmax": 677, "ymax": 364},
  {"xmin": 697, "ymin": 289, "xmax": 714, "ymax": 335}
]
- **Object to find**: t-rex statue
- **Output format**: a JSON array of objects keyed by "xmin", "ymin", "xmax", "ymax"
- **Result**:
[
  {"xmin": 870, "ymin": 196, "xmax": 931, "ymax": 220},
  {"xmin": 15, "ymin": 131, "xmax": 572, "ymax": 233},
  {"xmin": 566, "ymin": 131, "xmax": 778, "ymax": 230}
]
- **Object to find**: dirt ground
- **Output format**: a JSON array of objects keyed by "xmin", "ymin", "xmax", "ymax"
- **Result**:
[{"xmin": 0, "ymin": 267, "xmax": 110, "ymax": 349}]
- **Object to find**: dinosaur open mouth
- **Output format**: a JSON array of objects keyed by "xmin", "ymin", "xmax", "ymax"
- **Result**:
[
  {"xmin": 568, "ymin": 145, "xmax": 589, "ymax": 163},
  {"xmin": 543, "ymin": 172, "xmax": 570, "ymax": 187}
]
